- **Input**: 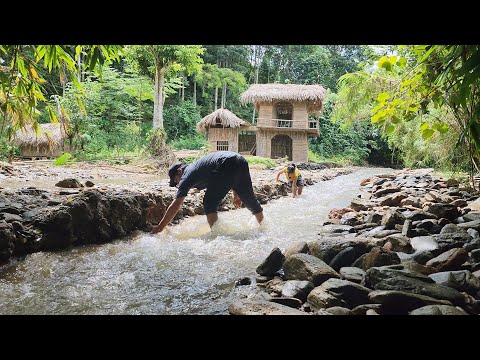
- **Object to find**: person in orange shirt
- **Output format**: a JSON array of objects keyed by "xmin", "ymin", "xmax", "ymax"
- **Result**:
[{"xmin": 275, "ymin": 163, "xmax": 304, "ymax": 198}]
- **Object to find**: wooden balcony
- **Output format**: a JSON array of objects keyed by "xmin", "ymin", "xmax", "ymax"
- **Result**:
[{"xmin": 256, "ymin": 118, "xmax": 319, "ymax": 135}]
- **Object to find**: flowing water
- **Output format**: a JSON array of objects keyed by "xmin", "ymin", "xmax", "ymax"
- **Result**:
[{"xmin": 0, "ymin": 168, "xmax": 390, "ymax": 315}]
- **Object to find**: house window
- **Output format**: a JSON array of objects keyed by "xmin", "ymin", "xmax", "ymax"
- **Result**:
[
  {"xmin": 217, "ymin": 141, "xmax": 229, "ymax": 151},
  {"xmin": 275, "ymin": 102, "xmax": 293, "ymax": 120}
]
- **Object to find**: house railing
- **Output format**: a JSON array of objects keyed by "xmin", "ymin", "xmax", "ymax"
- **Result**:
[
  {"xmin": 308, "ymin": 120, "xmax": 318, "ymax": 129},
  {"xmin": 257, "ymin": 118, "xmax": 304, "ymax": 129}
]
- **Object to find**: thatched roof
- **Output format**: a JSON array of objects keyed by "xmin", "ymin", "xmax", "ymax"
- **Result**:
[
  {"xmin": 197, "ymin": 108, "xmax": 251, "ymax": 132},
  {"xmin": 13, "ymin": 123, "xmax": 66, "ymax": 147},
  {"xmin": 240, "ymin": 84, "xmax": 327, "ymax": 113}
]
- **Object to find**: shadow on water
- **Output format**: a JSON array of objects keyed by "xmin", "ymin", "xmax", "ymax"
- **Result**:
[{"xmin": 0, "ymin": 168, "xmax": 391, "ymax": 314}]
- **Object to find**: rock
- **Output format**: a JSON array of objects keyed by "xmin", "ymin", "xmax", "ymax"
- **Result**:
[
  {"xmin": 307, "ymin": 288, "xmax": 348, "ymax": 310},
  {"xmin": 339, "ymin": 212, "xmax": 362, "ymax": 226},
  {"xmin": 467, "ymin": 228, "xmax": 479, "ymax": 240},
  {"xmin": 426, "ymin": 248, "xmax": 469, "ymax": 272},
  {"xmin": 368, "ymin": 290, "xmax": 452, "ymax": 314},
  {"xmin": 308, "ymin": 237, "xmax": 369, "ymax": 264},
  {"xmin": 409, "ymin": 305, "xmax": 468, "ymax": 315},
  {"xmin": 366, "ymin": 309, "xmax": 380, "ymax": 315},
  {"xmin": 255, "ymin": 275, "xmax": 273, "ymax": 283},
  {"xmin": 1, "ymin": 213, "xmax": 22, "ymax": 223},
  {"xmin": 350, "ymin": 198, "xmax": 375, "ymax": 212},
  {"xmin": 328, "ymin": 207, "xmax": 354, "ymax": 220},
  {"xmin": 318, "ymin": 224, "xmax": 355, "ymax": 234},
  {"xmin": 457, "ymin": 219, "xmax": 480, "ymax": 231},
  {"xmin": 329, "ymin": 246, "xmax": 359, "ymax": 271},
  {"xmin": 55, "ymin": 178, "xmax": 84, "ymax": 188},
  {"xmin": 401, "ymin": 260, "xmax": 436, "ymax": 275},
  {"xmin": 314, "ymin": 278, "xmax": 372, "ymax": 309},
  {"xmin": 402, "ymin": 219, "xmax": 413, "ymax": 237},
  {"xmin": 364, "ymin": 267, "xmax": 465, "ymax": 305},
  {"xmin": 269, "ymin": 297, "xmax": 302, "ymax": 309},
  {"xmin": 351, "ymin": 304, "xmax": 383, "ymax": 315},
  {"xmin": 428, "ymin": 270, "xmax": 480, "ymax": 295},
  {"xmin": 235, "ymin": 277, "xmax": 252, "ymax": 286},
  {"xmin": 381, "ymin": 209, "xmax": 405, "ymax": 230},
  {"xmin": 423, "ymin": 203, "xmax": 460, "ymax": 221},
  {"xmin": 283, "ymin": 253, "xmax": 340, "ymax": 286},
  {"xmin": 339, "ymin": 267, "xmax": 366, "ymax": 283},
  {"xmin": 326, "ymin": 307, "xmax": 354, "ymax": 315},
  {"xmin": 281, "ymin": 280, "xmax": 315, "ymax": 302},
  {"xmin": 284, "ymin": 241, "xmax": 309, "ymax": 258},
  {"xmin": 403, "ymin": 210, "xmax": 438, "ymax": 221},
  {"xmin": 228, "ymin": 300, "xmax": 308, "ymax": 315},
  {"xmin": 384, "ymin": 234, "xmax": 414, "ymax": 253},
  {"xmin": 362, "ymin": 247, "xmax": 401, "ymax": 270},
  {"xmin": 85, "ymin": 180, "xmax": 95, "ymax": 187},
  {"xmin": 256, "ymin": 247, "xmax": 285, "ymax": 276}
]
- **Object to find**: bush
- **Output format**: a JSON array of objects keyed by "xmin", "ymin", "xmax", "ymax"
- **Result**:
[
  {"xmin": 170, "ymin": 134, "xmax": 208, "ymax": 150},
  {"xmin": 244, "ymin": 155, "xmax": 276, "ymax": 169}
]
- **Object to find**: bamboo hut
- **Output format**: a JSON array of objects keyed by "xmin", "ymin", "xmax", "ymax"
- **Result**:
[
  {"xmin": 13, "ymin": 123, "xmax": 71, "ymax": 158},
  {"xmin": 240, "ymin": 84, "xmax": 326, "ymax": 162},
  {"xmin": 197, "ymin": 108, "xmax": 256, "ymax": 154}
]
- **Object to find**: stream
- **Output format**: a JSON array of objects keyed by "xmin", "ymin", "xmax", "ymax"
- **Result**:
[{"xmin": 0, "ymin": 167, "xmax": 390, "ymax": 314}]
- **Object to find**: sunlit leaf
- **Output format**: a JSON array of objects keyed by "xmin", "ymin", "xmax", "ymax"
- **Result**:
[
  {"xmin": 385, "ymin": 124, "xmax": 395, "ymax": 134},
  {"xmin": 397, "ymin": 57, "xmax": 407, "ymax": 68},
  {"xmin": 422, "ymin": 129, "xmax": 435, "ymax": 139},
  {"xmin": 420, "ymin": 122, "xmax": 429, "ymax": 131}
]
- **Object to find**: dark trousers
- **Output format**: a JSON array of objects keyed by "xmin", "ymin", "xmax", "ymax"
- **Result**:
[{"xmin": 203, "ymin": 155, "xmax": 263, "ymax": 215}]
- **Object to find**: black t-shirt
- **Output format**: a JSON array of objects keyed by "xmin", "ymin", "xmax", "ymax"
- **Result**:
[{"xmin": 176, "ymin": 151, "xmax": 240, "ymax": 198}]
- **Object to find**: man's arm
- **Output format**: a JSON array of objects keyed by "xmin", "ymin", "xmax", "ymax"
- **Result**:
[{"xmin": 151, "ymin": 197, "xmax": 185, "ymax": 234}]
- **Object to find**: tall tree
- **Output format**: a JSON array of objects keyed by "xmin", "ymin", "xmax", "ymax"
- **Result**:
[{"xmin": 126, "ymin": 45, "xmax": 204, "ymax": 129}]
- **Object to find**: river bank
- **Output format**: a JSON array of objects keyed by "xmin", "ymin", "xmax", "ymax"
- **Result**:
[
  {"xmin": 0, "ymin": 159, "xmax": 355, "ymax": 265},
  {"xmin": 231, "ymin": 168, "xmax": 480, "ymax": 315}
]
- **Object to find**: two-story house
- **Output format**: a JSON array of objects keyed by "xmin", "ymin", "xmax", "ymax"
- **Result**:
[{"xmin": 197, "ymin": 83, "xmax": 326, "ymax": 162}]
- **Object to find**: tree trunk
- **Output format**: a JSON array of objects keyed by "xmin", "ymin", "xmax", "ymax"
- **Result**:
[
  {"xmin": 153, "ymin": 64, "xmax": 166, "ymax": 129},
  {"xmin": 214, "ymin": 87, "xmax": 218, "ymax": 110},
  {"xmin": 182, "ymin": 76, "xmax": 186, "ymax": 101},
  {"xmin": 193, "ymin": 81, "xmax": 197, "ymax": 106},
  {"xmin": 221, "ymin": 83, "xmax": 227, "ymax": 108}
]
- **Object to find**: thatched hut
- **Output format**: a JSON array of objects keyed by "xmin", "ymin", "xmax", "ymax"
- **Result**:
[
  {"xmin": 241, "ymin": 84, "xmax": 326, "ymax": 162},
  {"xmin": 197, "ymin": 108, "xmax": 256, "ymax": 154},
  {"xmin": 13, "ymin": 123, "xmax": 72, "ymax": 158}
]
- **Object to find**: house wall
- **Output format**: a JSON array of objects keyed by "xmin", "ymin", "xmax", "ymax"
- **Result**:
[
  {"xmin": 256, "ymin": 129, "xmax": 308, "ymax": 162},
  {"xmin": 206, "ymin": 128, "xmax": 239, "ymax": 152},
  {"xmin": 257, "ymin": 101, "xmax": 309, "ymax": 129},
  {"xmin": 20, "ymin": 142, "xmax": 72, "ymax": 158}
]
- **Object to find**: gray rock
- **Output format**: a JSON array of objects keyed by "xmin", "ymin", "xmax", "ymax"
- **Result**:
[
  {"xmin": 329, "ymin": 246, "xmax": 358, "ymax": 271},
  {"xmin": 457, "ymin": 219, "xmax": 480, "ymax": 231},
  {"xmin": 326, "ymin": 306, "xmax": 354, "ymax": 315},
  {"xmin": 256, "ymin": 247, "xmax": 285, "ymax": 276},
  {"xmin": 339, "ymin": 267, "xmax": 366, "ymax": 283},
  {"xmin": 284, "ymin": 241, "xmax": 309, "ymax": 258},
  {"xmin": 384, "ymin": 234, "xmax": 413, "ymax": 253},
  {"xmin": 315, "ymin": 278, "xmax": 372, "ymax": 309},
  {"xmin": 228, "ymin": 300, "xmax": 308, "ymax": 315},
  {"xmin": 55, "ymin": 178, "xmax": 84, "ymax": 188},
  {"xmin": 351, "ymin": 304, "xmax": 383, "ymax": 315},
  {"xmin": 283, "ymin": 253, "xmax": 340, "ymax": 286},
  {"xmin": 281, "ymin": 280, "xmax": 315, "ymax": 302},
  {"xmin": 423, "ymin": 203, "xmax": 460, "ymax": 221},
  {"xmin": 364, "ymin": 267, "xmax": 465, "ymax": 305},
  {"xmin": 307, "ymin": 288, "xmax": 348, "ymax": 310},
  {"xmin": 429, "ymin": 270, "xmax": 480, "ymax": 295},
  {"xmin": 403, "ymin": 210, "xmax": 438, "ymax": 221},
  {"xmin": 319, "ymin": 224, "xmax": 356, "ymax": 234},
  {"xmin": 269, "ymin": 297, "xmax": 303, "ymax": 309},
  {"xmin": 409, "ymin": 305, "xmax": 468, "ymax": 315},
  {"xmin": 467, "ymin": 228, "xmax": 479, "ymax": 240},
  {"xmin": 368, "ymin": 290, "xmax": 452, "ymax": 314},
  {"xmin": 1, "ymin": 212, "xmax": 22, "ymax": 222},
  {"xmin": 381, "ymin": 209, "xmax": 405, "ymax": 230}
]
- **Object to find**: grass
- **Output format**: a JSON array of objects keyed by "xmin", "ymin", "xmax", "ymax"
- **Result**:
[{"xmin": 244, "ymin": 155, "xmax": 276, "ymax": 169}]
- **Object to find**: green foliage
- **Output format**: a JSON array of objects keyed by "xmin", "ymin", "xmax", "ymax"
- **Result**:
[
  {"xmin": 170, "ymin": 134, "xmax": 207, "ymax": 150},
  {"xmin": 164, "ymin": 101, "xmax": 201, "ymax": 140},
  {"xmin": 53, "ymin": 152, "xmax": 76, "ymax": 166},
  {"xmin": 244, "ymin": 155, "xmax": 275, "ymax": 169}
]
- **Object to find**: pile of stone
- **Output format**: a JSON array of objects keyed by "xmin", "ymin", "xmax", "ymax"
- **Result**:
[{"xmin": 230, "ymin": 170, "xmax": 480, "ymax": 315}]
